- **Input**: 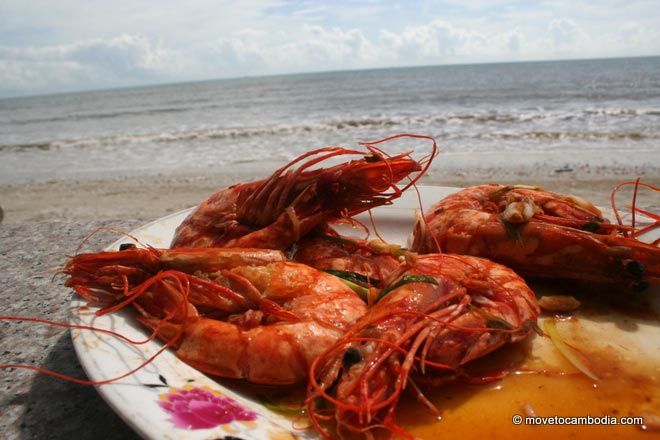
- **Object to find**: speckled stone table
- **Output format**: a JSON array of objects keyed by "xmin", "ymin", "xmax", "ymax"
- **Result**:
[{"xmin": 0, "ymin": 220, "xmax": 144, "ymax": 440}]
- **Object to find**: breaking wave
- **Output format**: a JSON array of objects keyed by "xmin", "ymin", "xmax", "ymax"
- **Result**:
[{"xmin": 2, "ymin": 109, "xmax": 660, "ymax": 151}]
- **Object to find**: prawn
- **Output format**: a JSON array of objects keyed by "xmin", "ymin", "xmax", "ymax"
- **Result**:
[
  {"xmin": 63, "ymin": 246, "xmax": 367, "ymax": 385},
  {"xmin": 412, "ymin": 184, "xmax": 660, "ymax": 287},
  {"xmin": 307, "ymin": 253, "xmax": 539, "ymax": 439},
  {"xmin": 293, "ymin": 224, "xmax": 406, "ymax": 298},
  {"xmin": 171, "ymin": 134, "xmax": 437, "ymax": 249}
]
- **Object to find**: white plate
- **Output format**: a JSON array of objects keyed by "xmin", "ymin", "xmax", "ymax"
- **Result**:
[{"xmin": 69, "ymin": 185, "xmax": 660, "ymax": 439}]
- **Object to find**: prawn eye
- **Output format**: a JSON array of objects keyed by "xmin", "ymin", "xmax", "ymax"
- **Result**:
[
  {"xmin": 624, "ymin": 260, "xmax": 644, "ymax": 278},
  {"xmin": 342, "ymin": 347, "xmax": 363, "ymax": 369},
  {"xmin": 119, "ymin": 243, "xmax": 136, "ymax": 251},
  {"xmin": 580, "ymin": 221, "xmax": 600, "ymax": 232},
  {"xmin": 364, "ymin": 153, "xmax": 382, "ymax": 163}
]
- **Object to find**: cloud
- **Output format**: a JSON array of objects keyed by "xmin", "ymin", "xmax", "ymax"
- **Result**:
[
  {"xmin": 211, "ymin": 25, "xmax": 378, "ymax": 74},
  {"xmin": 70, "ymin": 35, "xmax": 179, "ymax": 76},
  {"xmin": 279, "ymin": 25, "xmax": 376, "ymax": 68},
  {"xmin": 1, "ymin": 0, "xmax": 659, "ymax": 97},
  {"xmin": 0, "ymin": 34, "xmax": 182, "ymax": 94},
  {"xmin": 213, "ymin": 29, "xmax": 269, "ymax": 74},
  {"xmin": 208, "ymin": 19, "xmax": 525, "ymax": 76},
  {"xmin": 549, "ymin": 18, "xmax": 583, "ymax": 48},
  {"xmin": 380, "ymin": 20, "xmax": 471, "ymax": 59},
  {"xmin": 379, "ymin": 20, "xmax": 530, "ymax": 63}
]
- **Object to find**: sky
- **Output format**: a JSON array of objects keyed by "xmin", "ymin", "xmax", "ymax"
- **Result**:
[{"xmin": 1, "ymin": 0, "xmax": 659, "ymax": 97}]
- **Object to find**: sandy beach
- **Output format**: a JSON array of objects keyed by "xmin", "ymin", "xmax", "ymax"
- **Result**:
[{"xmin": 2, "ymin": 159, "xmax": 657, "ymax": 224}]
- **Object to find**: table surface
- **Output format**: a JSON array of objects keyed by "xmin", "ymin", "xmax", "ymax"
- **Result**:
[{"xmin": 1, "ymin": 220, "xmax": 144, "ymax": 440}]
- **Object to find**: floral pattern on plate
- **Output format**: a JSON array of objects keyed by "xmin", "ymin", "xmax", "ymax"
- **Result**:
[{"xmin": 158, "ymin": 385, "xmax": 257, "ymax": 430}]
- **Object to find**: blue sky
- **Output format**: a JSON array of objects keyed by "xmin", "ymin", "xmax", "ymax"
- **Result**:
[{"xmin": 1, "ymin": 0, "xmax": 659, "ymax": 97}]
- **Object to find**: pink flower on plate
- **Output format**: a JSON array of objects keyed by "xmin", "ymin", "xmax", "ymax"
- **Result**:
[{"xmin": 158, "ymin": 386, "xmax": 257, "ymax": 430}]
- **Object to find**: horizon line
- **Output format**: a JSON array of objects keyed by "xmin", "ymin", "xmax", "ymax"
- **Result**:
[{"xmin": 3, "ymin": 53, "xmax": 659, "ymax": 101}]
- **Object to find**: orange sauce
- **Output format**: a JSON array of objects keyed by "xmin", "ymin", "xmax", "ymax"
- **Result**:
[
  {"xmin": 396, "ymin": 289, "xmax": 660, "ymax": 440},
  {"xmin": 399, "ymin": 368, "xmax": 658, "ymax": 439}
]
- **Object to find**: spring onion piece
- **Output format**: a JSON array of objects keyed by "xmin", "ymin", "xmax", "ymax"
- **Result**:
[
  {"xmin": 468, "ymin": 304, "xmax": 516, "ymax": 330},
  {"xmin": 376, "ymin": 275, "xmax": 438, "ymax": 303},
  {"xmin": 324, "ymin": 270, "xmax": 381, "ymax": 287},
  {"xmin": 326, "ymin": 272, "xmax": 369, "ymax": 301},
  {"xmin": 543, "ymin": 318, "xmax": 599, "ymax": 381},
  {"xmin": 259, "ymin": 395, "xmax": 305, "ymax": 415},
  {"xmin": 486, "ymin": 319, "xmax": 512, "ymax": 330},
  {"xmin": 317, "ymin": 234, "xmax": 359, "ymax": 247}
]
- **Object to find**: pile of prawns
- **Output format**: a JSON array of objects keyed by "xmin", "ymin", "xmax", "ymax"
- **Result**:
[{"xmin": 5, "ymin": 134, "xmax": 660, "ymax": 439}]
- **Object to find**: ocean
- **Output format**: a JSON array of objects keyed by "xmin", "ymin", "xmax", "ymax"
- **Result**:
[{"xmin": 1, "ymin": 56, "xmax": 659, "ymax": 184}]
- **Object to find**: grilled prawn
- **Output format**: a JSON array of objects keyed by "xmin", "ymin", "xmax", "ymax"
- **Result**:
[
  {"xmin": 308, "ymin": 253, "xmax": 539, "ymax": 439},
  {"xmin": 171, "ymin": 144, "xmax": 428, "ymax": 249},
  {"xmin": 64, "ymin": 247, "xmax": 367, "ymax": 384},
  {"xmin": 413, "ymin": 184, "xmax": 660, "ymax": 287}
]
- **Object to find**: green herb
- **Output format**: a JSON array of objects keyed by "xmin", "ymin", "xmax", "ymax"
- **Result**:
[
  {"xmin": 468, "ymin": 304, "xmax": 516, "ymax": 330},
  {"xmin": 324, "ymin": 269, "xmax": 381, "ymax": 287},
  {"xmin": 376, "ymin": 275, "xmax": 438, "ymax": 303},
  {"xmin": 317, "ymin": 234, "xmax": 359, "ymax": 248},
  {"xmin": 486, "ymin": 320, "xmax": 511, "ymax": 329},
  {"xmin": 339, "ymin": 278, "xmax": 369, "ymax": 301},
  {"xmin": 259, "ymin": 395, "xmax": 305, "ymax": 415}
]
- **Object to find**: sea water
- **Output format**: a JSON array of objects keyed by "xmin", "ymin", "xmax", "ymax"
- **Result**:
[{"xmin": 1, "ymin": 56, "xmax": 659, "ymax": 184}]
